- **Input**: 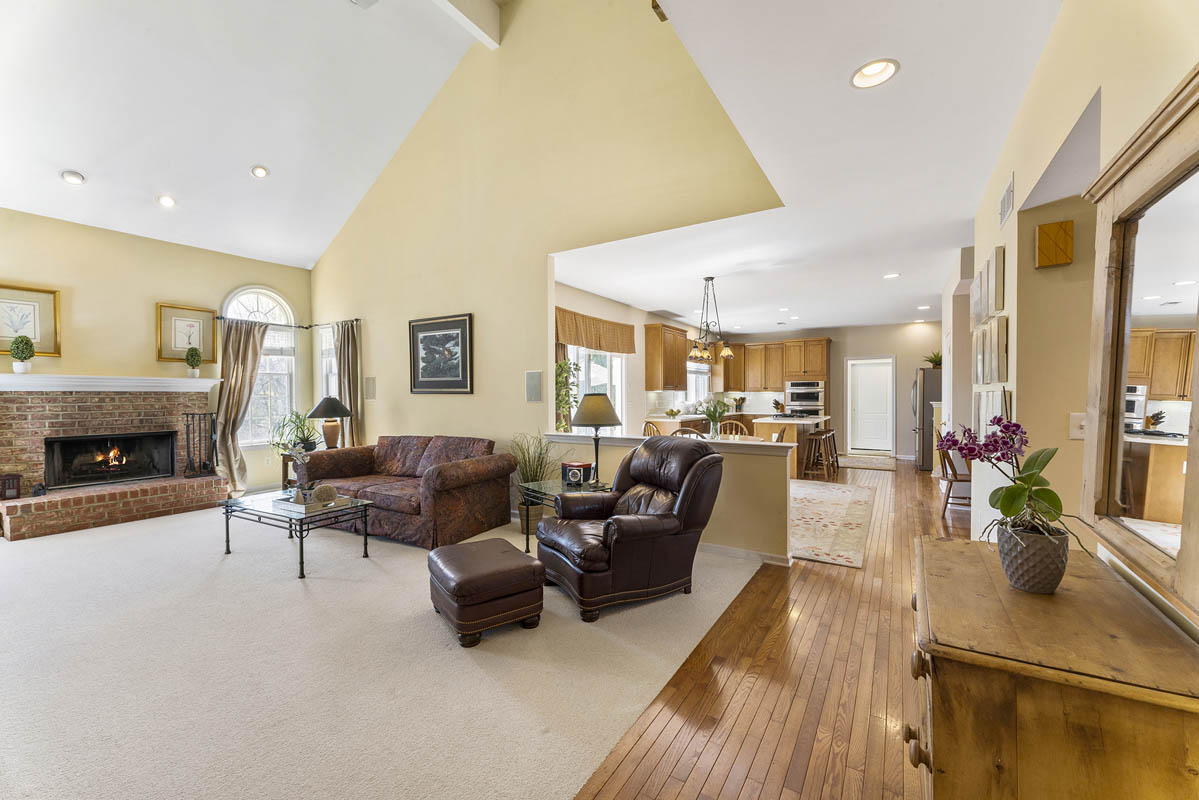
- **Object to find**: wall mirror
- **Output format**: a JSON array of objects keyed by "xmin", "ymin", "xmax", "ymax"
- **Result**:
[{"xmin": 1083, "ymin": 64, "xmax": 1199, "ymax": 619}]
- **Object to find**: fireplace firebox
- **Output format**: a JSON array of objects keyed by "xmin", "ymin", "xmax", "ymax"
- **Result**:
[{"xmin": 44, "ymin": 431, "xmax": 177, "ymax": 490}]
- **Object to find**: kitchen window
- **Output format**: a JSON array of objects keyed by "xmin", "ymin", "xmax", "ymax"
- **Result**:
[
  {"xmin": 222, "ymin": 287, "xmax": 296, "ymax": 447},
  {"xmin": 686, "ymin": 362, "xmax": 711, "ymax": 405},
  {"xmin": 567, "ymin": 345, "xmax": 625, "ymax": 433}
]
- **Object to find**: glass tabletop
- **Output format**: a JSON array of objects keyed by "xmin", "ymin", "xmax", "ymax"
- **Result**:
[
  {"xmin": 519, "ymin": 479, "xmax": 610, "ymax": 497},
  {"xmin": 222, "ymin": 491, "xmax": 372, "ymax": 521}
]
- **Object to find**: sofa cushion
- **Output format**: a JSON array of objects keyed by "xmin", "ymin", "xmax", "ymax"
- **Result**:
[
  {"xmin": 428, "ymin": 538, "xmax": 544, "ymax": 606},
  {"xmin": 313, "ymin": 474, "xmax": 407, "ymax": 499},
  {"xmin": 374, "ymin": 436, "xmax": 433, "ymax": 477},
  {"xmin": 416, "ymin": 436, "xmax": 495, "ymax": 477},
  {"xmin": 358, "ymin": 478, "xmax": 423, "ymax": 515},
  {"xmin": 536, "ymin": 517, "xmax": 610, "ymax": 572}
]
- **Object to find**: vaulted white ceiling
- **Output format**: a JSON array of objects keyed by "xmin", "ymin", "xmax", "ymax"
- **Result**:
[
  {"xmin": 554, "ymin": 0, "xmax": 1063, "ymax": 332},
  {"xmin": 0, "ymin": 0, "xmax": 477, "ymax": 268}
]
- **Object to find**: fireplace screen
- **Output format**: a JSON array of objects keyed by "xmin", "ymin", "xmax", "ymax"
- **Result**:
[{"xmin": 44, "ymin": 431, "xmax": 177, "ymax": 490}]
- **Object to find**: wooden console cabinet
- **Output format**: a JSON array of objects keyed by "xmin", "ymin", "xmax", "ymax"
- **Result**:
[{"xmin": 911, "ymin": 540, "xmax": 1199, "ymax": 799}]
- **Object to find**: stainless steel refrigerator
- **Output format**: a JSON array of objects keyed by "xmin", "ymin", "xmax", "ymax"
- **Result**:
[{"xmin": 912, "ymin": 367, "xmax": 942, "ymax": 471}]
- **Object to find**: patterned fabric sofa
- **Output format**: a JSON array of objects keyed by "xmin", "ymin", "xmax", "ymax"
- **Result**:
[{"xmin": 295, "ymin": 435, "xmax": 516, "ymax": 549}]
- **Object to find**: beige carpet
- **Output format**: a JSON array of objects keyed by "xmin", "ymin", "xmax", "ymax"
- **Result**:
[
  {"xmin": 789, "ymin": 480, "xmax": 876, "ymax": 568},
  {"xmin": 838, "ymin": 453, "xmax": 896, "ymax": 471},
  {"xmin": 0, "ymin": 508, "xmax": 758, "ymax": 800}
]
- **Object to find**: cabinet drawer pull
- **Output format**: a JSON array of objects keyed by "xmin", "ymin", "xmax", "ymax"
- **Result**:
[
  {"xmin": 908, "ymin": 740, "xmax": 931, "ymax": 770},
  {"xmin": 911, "ymin": 592, "xmax": 918, "ymax": 611},
  {"xmin": 910, "ymin": 650, "xmax": 930, "ymax": 680},
  {"xmin": 902, "ymin": 723, "xmax": 919, "ymax": 743}
]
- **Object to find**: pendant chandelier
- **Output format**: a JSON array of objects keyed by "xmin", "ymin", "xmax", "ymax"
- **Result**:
[{"xmin": 687, "ymin": 276, "xmax": 735, "ymax": 364}]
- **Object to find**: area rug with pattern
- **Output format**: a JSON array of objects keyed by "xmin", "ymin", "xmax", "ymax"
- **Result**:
[
  {"xmin": 838, "ymin": 453, "xmax": 896, "ymax": 471},
  {"xmin": 789, "ymin": 480, "xmax": 876, "ymax": 568}
]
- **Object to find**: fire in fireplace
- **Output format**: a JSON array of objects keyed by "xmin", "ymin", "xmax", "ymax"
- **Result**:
[{"xmin": 43, "ymin": 432, "xmax": 177, "ymax": 490}]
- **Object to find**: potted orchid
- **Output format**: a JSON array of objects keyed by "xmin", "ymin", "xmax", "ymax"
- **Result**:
[{"xmin": 937, "ymin": 416, "xmax": 1088, "ymax": 594}]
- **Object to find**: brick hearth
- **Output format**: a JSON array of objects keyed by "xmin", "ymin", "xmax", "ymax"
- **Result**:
[{"xmin": 0, "ymin": 379, "xmax": 228, "ymax": 540}]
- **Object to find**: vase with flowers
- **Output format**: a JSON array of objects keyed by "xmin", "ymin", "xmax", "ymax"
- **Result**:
[{"xmin": 937, "ymin": 416, "xmax": 1089, "ymax": 593}]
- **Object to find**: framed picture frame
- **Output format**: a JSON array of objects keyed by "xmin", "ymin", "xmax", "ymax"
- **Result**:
[
  {"xmin": 979, "ymin": 258, "xmax": 992, "ymax": 321},
  {"xmin": 969, "ymin": 274, "xmax": 983, "ymax": 327},
  {"xmin": 156, "ymin": 303, "xmax": 216, "ymax": 363},
  {"xmin": 989, "ymin": 245, "xmax": 1006, "ymax": 316},
  {"xmin": 409, "ymin": 313, "xmax": 473, "ymax": 394},
  {"xmin": 0, "ymin": 283, "xmax": 60, "ymax": 357},
  {"xmin": 990, "ymin": 315, "xmax": 1009, "ymax": 383}
]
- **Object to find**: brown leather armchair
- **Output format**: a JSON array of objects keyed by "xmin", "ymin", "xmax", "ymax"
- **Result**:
[{"xmin": 536, "ymin": 436, "xmax": 724, "ymax": 622}]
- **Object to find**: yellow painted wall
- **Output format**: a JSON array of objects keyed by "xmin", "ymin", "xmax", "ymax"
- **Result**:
[
  {"xmin": 310, "ymin": 0, "xmax": 781, "ymax": 448},
  {"xmin": 971, "ymin": 0, "xmax": 1199, "ymax": 538},
  {"xmin": 0, "ymin": 207, "xmax": 314, "ymax": 491}
]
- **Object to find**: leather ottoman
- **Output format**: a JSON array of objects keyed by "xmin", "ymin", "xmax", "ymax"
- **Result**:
[{"xmin": 428, "ymin": 538, "xmax": 544, "ymax": 647}]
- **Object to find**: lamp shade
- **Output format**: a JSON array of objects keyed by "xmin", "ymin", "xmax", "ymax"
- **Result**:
[
  {"xmin": 572, "ymin": 392, "xmax": 621, "ymax": 428},
  {"xmin": 307, "ymin": 396, "xmax": 352, "ymax": 419}
]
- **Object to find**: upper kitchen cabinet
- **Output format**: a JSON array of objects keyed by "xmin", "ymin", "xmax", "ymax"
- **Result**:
[
  {"xmin": 645, "ymin": 323, "xmax": 688, "ymax": 391},
  {"xmin": 1127, "ymin": 328, "xmax": 1154, "ymax": 383},
  {"xmin": 744, "ymin": 344, "xmax": 766, "ymax": 392},
  {"xmin": 782, "ymin": 337, "xmax": 831, "ymax": 380},
  {"xmin": 724, "ymin": 343, "xmax": 746, "ymax": 392},
  {"xmin": 1146, "ymin": 330, "xmax": 1194, "ymax": 401},
  {"xmin": 764, "ymin": 343, "xmax": 784, "ymax": 391}
]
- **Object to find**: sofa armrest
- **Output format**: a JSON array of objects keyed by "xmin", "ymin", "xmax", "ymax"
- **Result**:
[
  {"xmin": 424, "ymin": 453, "xmax": 516, "ymax": 492},
  {"xmin": 296, "ymin": 445, "xmax": 376, "ymax": 484},
  {"xmin": 555, "ymin": 491, "xmax": 619, "ymax": 520},
  {"xmin": 604, "ymin": 513, "xmax": 681, "ymax": 546}
]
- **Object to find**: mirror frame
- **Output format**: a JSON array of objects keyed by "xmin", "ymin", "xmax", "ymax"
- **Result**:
[{"xmin": 1083, "ymin": 64, "xmax": 1199, "ymax": 620}]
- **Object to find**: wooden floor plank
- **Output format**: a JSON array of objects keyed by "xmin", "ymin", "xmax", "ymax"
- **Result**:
[{"xmin": 577, "ymin": 463, "xmax": 970, "ymax": 800}]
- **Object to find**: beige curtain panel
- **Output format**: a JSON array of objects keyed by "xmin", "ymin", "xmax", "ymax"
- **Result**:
[
  {"xmin": 554, "ymin": 307, "xmax": 636, "ymax": 354},
  {"xmin": 214, "ymin": 318, "xmax": 269, "ymax": 496},
  {"xmin": 332, "ymin": 319, "xmax": 363, "ymax": 447}
]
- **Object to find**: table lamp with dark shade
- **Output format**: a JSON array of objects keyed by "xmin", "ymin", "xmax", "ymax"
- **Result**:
[
  {"xmin": 307, "ymin": 396, "xmax": 352, "ymax": 449},
  {"xmin": 571, "ymin": 392, "xmax": 621, "ymax": 486}
]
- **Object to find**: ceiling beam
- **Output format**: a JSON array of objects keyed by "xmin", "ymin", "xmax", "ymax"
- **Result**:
[{"xmin": 430, "ymin": 0, "xmax": 500, "ymax": 50}]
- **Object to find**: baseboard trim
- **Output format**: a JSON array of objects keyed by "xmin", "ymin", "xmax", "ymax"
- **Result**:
[{"xmin": 699, "ymin": 541, "xmax": 789, "ymax": 567}]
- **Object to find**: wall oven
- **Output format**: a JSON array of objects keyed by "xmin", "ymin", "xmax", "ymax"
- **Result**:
[
  {"xmin": 1124, "ymin": 384, "xmax": 1146, "ymax": 424},
  {"xmin": 786, "ymin": 380, "xmax": 824, "ymax": 406}
]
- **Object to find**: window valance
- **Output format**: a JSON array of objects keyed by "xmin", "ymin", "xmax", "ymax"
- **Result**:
[{"xmin": 554, "ymin": 307, "xmax": 636, "ymax": 354}]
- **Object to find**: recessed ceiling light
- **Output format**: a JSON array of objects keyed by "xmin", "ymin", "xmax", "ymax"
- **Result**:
[
  {"xmin": 60, "ymin": 170, "xmax": 86, "ymax": 185},
  {"xmin": 778, "ymin": 307, "xmax": 789, "ymax": 312},
  {"xmin": 851, "ymin": 59, "xmax": 899, "ymax": 89},
  {"xmin": 1142, "ymin": 295, "xmax": 1162, "ymax": 300},
  {"xmin": 915, "ymin": 319, "xmax": 926, "ymax": 323},
  {"xmin": 883, "ymin": 273, "xmax": 901, "ymax": 279},
  {"xmin": 917, "ymin": 305, "xmax": 931, "ymax": 310},
  {"xmin": 250, "ymin": 165, "xmax": 270, "ymax": 178},
  {"xmin": 1173, "ymin": 280, "xmax": 1197, "ymax": 287},
  {"xmin": 157, "ymin": 194, "xmax": 176, "ymax": 208},
  {"xmin": 693, "ymin": 309, "xmax": 703, "ymax": 314},
  {"xmin": 733, "ymin": 325, "xmax": 742, "ymax": 329},
  {"xmin": 790, "ymin": 315, "xmax": 799, "ymax": 320}
]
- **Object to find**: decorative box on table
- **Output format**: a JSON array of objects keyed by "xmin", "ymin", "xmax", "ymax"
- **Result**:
[{"xmin": 561, "ymin": 461, "xmax": 594, "ymax": 486}]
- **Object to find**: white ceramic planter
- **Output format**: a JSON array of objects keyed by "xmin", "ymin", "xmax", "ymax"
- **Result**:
[
  {"xmin": 12, "ymin": 361, "xmax": 31, "ymax": 374},
  {"xmin": 187, "ymin": 368, "xmax": 200, "ymax": 378}
]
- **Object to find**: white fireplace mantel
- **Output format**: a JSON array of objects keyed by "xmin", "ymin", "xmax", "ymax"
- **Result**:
[{"xmin": 0, "ymin": 374, "xmax": 222, "ymax": 393}]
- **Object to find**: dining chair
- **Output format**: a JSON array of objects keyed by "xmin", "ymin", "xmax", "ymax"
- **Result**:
[
  {"xmin": 718, "ymin": 420, "xmax": 749, "ymax": 436},
  {"xmin": 671, "ymin": 428, "xmax": 705, "ymax": 438},
  {"xmin": 642, "ymin": 421, "xmax": 661, "ymax": 436},
  {"xmin": 934, "ymin": 428, "xmax": 972, "ymax": 515}
]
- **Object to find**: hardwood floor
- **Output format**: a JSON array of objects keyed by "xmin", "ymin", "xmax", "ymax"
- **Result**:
[{"xmin": 576, "ymin": 463, "xmax": 970, "ymax": 800}]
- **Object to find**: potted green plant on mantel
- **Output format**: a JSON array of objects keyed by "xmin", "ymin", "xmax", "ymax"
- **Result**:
[
  {"xmin": 10, "ymin": 335, "xmax": 34, "ymax": 374},
  {"xmin": 271, "ymin": 411, "xmax": 319, "ymax": 453},
  {"xmin": 937, "ymin": 416, "xmax": 1090, "ymax": 593},
  {"xmin": 184, "ymin": 346, "xmax": 203, "ymax": 378},
  {"xmin": 511, "ymin": 432, "xmax": 561, "ymax": 539}
]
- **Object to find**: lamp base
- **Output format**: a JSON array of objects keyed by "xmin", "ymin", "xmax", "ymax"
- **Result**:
[{"xmin": 322, "ymin": 419, "xmax": 341, "ymax": 449}]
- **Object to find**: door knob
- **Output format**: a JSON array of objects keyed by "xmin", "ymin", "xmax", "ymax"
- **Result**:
[
  {"xmin": 902, "ymin": 724, "xmax": 919, "ymax": 743},
  {"xmin": 908, "ymin": 740, "xmax": 931, "ymax": 770},
  {"xmin": 910, "ymin": 592, "xmax": 918, "ymax": 611},
  {"xmin": 910, "ymin": 650, "xmax": 930, "ymax": 680}
]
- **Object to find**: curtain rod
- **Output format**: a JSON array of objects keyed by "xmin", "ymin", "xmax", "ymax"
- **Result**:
[{"xmin": 214, "ymin": 316, "xmax": 361, "ymax": 331}]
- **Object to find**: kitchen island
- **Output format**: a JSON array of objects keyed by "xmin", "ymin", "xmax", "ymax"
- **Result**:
[
  {"xmin": 752, "ymin": 416, "xmax": 831, "ymax": 479},
  {"xmin": 1122, "ymin": 432, "xmax": 1189, "ymax": 523}
]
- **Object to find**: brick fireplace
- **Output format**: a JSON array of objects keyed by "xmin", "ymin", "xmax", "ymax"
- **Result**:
[{"xmin": 0, "ymin": 375, "xmax": 228, "ymax": 540}]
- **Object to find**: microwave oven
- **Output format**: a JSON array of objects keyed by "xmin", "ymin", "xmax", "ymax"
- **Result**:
[{"xmin": 786, "ymin": 380, "xmax": 824, "ymax": 406}]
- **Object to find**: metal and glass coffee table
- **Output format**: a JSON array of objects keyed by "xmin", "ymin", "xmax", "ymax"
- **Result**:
[
  {"xmin": 221, "ymin": 493, "xmax": 373, "ymax": 579},
  {"xmin": 518, "ymin": 479, "xmax": 610, "ymax": 553}
]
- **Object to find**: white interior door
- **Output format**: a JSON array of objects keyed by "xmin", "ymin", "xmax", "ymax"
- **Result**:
[{"xmin": 848, "ymin": 359, "xmax": 893, "ymax": 452}]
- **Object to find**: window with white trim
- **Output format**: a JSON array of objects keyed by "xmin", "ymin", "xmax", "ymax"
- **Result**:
[
  {"xmin": 567, "ymin": 345, "xmax": 626, "ymax": 434},
  {"xmin": 685, "ymin": 362, "xmax": 711, "ymax": 405},
  {"xmin": 318, "ymin": 325, "xmax": 339, "ymax": 400},
  {"xmin": 223, "ymin": 288, "xmax": 296, "ymax": 447}
]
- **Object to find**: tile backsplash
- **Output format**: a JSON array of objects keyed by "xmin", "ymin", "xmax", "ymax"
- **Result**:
[{"xmin": 1145, "ymin": 399, "xmax": 1191, "ymax": 434}]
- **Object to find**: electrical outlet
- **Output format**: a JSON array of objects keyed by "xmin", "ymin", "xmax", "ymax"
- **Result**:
[{"xmin": 1068, "ymin": 412, "xmax": 1087, "ymax": 440}]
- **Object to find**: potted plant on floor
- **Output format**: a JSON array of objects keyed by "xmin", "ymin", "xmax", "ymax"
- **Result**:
[
  {"xmin": 184, "ymin": 346, "xmax": 202, "ymax": 378},
  {"xmin": 697, "ymin": 398, "xmax": 730, "ymax": 438},
  {"xmin": 511, "ymin": 432, "xmax": 562, "ymax": 539},
  {"xmin": 10, "ymin": 335, "xmax": 34, "ymax": 374},
  {"xmin": 271, "ymin": 411, "xmax": 319, "ymax": 453},
  {"xmin": 937, "ymin": 416, "xmax": 1089, "ymax": 593}
]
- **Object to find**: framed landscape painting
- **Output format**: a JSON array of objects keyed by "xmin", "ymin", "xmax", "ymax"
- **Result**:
[
  {"xmin": 409, "ymin": 313, "xmax": 473, "ymax": 394},
  {"xmin": 156, "ymin": 303, "xmax": 216, "ymax": 363},
  {"xmin": 0, "ymin": 283, "xmax": 60, "ymax": 356}
]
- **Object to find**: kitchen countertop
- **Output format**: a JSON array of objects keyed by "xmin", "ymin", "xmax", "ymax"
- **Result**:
[
  {"xmin": 751, "ymin": 416, "xmax": 830, "ymax": 425},
  {"xmin": 645, "ymin": 414, "xmax": 706, "ymax": 421},
  {"xmin": 1124, "ymin": 433, "xmax": 1190, "ymax": 447}
]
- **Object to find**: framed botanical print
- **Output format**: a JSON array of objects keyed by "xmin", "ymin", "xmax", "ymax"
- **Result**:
[
  {"xmin": 0, "ymin": 283, "xmax": 60, "ymax": 356},
  {"xmin": 156, "ymin": 303, "xmax": 216, "ymax": 363},
  {"xmin": 409, "ymin": 313, "xmax": 473, "ymax": 394}
]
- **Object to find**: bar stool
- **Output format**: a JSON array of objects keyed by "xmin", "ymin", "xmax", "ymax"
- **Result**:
[
  {"xmin": 826, "ymin": 429, "xmax": 840, "ymax": 471},
  {"xmin": 802, "ymin": 432, "xmax": 832, "ymax": 480}
]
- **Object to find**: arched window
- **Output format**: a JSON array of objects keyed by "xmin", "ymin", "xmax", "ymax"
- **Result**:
[{"xmin": 223, "ymin": 287, "xmax": 296, "ymax": 447}]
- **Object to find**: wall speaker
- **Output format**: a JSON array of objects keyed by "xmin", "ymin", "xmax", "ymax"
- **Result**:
[{"xmin": 525, "ymin": 371, "xmax": 543, "ymax": 402}]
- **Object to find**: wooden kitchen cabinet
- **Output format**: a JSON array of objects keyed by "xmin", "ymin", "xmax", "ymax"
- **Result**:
[
  {"xmin": 783, "ymin": 340, "xmax": 805, "ymax": 377},
  {"xmin": 1146, "ymin": 329, "xmax": 1193, "ymax": 401},
  {"xmin": 645, "ymin": 323, "xmax": 688, "ymax": 391},
  {"xmin": 764, "ymin": 343, "xmax": 784, "ymax": 390},
  {"xmin": 912, "ymin": 539, "xmax": 1199, "ymax": 799},
  {"xmin": 744, "ymin": 344, "xmax": 765, "ymax": 392},
  {"xmin": 1126, "ymin": 328, "xmax": 1154, "ymax": 383},
  {"xmin": 783, "ymin": 337, "xmax": 831, "ymax": 380},
  {"xmin": 724, "ymin": 343, "xmax": 746, "ymax": 392}
]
